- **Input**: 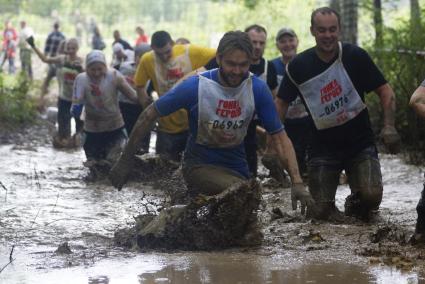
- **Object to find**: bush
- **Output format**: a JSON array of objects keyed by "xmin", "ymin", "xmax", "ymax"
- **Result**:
[
  {"xmin": 366, "ymin": 19, "xmax": 425, "ymax": 163},
  {"xmin": 0, "ymin": 72, "xmax": 37, "ymax": 124}
]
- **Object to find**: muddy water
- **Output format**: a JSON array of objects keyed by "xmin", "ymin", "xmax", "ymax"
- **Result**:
[{"xmin": 0, "ymin": 141, "xmax": 424, "ymax": 283}]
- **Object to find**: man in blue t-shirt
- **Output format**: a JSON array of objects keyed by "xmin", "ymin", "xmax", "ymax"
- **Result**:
[{"xmin": 109, "ymin": 31, "xmax": 314, "ymax": 214}]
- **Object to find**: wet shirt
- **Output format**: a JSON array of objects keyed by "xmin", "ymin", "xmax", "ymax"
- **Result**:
[
  {"xmin": 134, "ymin": 44, "xmax": 216, "ymax": 134},
  {"xmin": 154, "ymin": 68, "xmax": 283, "ymax": 178},
  {"xmin": 58, "ymin": 55, "xmax": 84, "ymax": 101},
  {"xmin": 278, "ymin": 43, "xmax": 386, "ymax": 157},
  {"xmin": 73, "ymin": 69, "xmax": 127, "ymax": 133}
]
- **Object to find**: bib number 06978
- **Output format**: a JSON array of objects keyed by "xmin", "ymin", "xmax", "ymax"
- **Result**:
[{"xmin": 325, "ymin": 96, "xmax": 349, "ymax": 115}]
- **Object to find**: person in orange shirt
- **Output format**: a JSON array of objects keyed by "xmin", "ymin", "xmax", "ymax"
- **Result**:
[
  {"xmin": 2, "ymin": 20, "xmax": 17, "ymax": 74},
  {"xmin": 135, "ymin": 26, "xmax": 148, "ymax": 46}
]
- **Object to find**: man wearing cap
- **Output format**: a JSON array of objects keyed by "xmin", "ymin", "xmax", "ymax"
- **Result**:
[
  {"xmin": 265, "ymin": 28, "xmax": 312, "ymax": 180},
  {"xmin": 110, "ymin": 31, "xmax": 313, "ymax": 217},
  {"xmin": 71, "ymin": 50, "xmax": 138, "ymax": 175},
  {"xmin": 134, "ymin": 30, "xmax": 215, "ymax": 161},
  {"xmin": 276, "ymin": 7, "xmax": 400, "ymax": 220}
]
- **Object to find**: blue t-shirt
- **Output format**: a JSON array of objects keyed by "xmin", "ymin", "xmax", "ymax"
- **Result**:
[
  {"xmin": 154, "ymin": 69, "xmax": 284, "ymax": 178},
  {"xmin": 271, "ymin": 57, "xmax": 285, "ymax": 87}
]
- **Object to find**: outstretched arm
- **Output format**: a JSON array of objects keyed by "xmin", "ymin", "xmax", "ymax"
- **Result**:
[
  {"xmin": 27, "ymin": 36, "xmax": 62, "ymax": 64},
  {"xmin": 109, "ymin": 104, "xmax": 159, "ymax": 190}
]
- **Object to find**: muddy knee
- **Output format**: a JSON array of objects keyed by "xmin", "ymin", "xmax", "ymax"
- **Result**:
[
  {"xmin": 308, "ymin": 164, "xmax": 340, "ymax": 203},
  {"xmin": 347, "ymin": 156, "xmax": 383, "ymax": 210},
  {"xmin": 359, "ymin": 187, "xmax": 383, "ymax": 209}
]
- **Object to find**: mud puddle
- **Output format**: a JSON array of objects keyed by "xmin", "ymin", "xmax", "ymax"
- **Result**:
[{"xmin": 1, "ymin": 127, "xmax": 425, "ymax": 283}]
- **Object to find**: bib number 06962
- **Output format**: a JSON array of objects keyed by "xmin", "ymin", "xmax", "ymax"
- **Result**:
[{"xmin": 212, "ymin": 120, "xmax": 244, "ymax": 130}]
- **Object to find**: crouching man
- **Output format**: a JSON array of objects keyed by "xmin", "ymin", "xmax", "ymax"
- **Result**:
[{"xmin": 109, "ymin": 31, "xmax": 314, "ymax": 248}]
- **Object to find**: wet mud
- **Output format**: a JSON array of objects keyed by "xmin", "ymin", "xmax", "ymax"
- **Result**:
[
  {"xmin": 1, "ymin": 120, "xmax": 425, "ymax": 283},
  {"xmin": 115, "ymin": 180, "xmax": 262, "ymax": 250}
]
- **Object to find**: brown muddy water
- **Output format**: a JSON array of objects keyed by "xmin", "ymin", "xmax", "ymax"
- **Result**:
[{"xmin": 1, "ymin": 131, "xmax": 425, "ymax": 283}]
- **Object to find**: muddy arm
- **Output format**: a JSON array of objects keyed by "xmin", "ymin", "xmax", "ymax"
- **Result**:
[
  {"xmin": 410, "ymin": 85, "xmax": 425, "ymax": 119},
  {"xmin": 109, "ymin": 105, "xmax": 159, "ymax": 189},
  {"xmin": 375, "ymin": 83, "xmax": 400, "ymax": 152},
  {"xmin": 265, "ymin": 97, "xmax": 289, "ymax": 152},
  {"xmin": 136, "ymin": 86, "xmax": 153, "ymax": 108},
  {"xmin": 30, "ymin": 44, "xmax": 61, "ymax": 64},
  {"xmin": 375, "ymin": 83, "xmax": 396, "ymax": 129},
  {"xmin": 270, "ymin": 130, "xmax": 302, "ymax": 184},
  {"xmin": 117, "ymin": 74, "xmax": 138, "ymax": 103}
]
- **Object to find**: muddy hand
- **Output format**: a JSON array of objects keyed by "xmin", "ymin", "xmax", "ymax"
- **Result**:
[
  {"xmin": 291, "ymin": 183, "xmax": 315, "ymax": 215},
  {"xmin": 380, "ymin": 125, "xmax": 401, "ymax": 154},
  {"xmin": 26, "ymin": 36, "xmax": 35, "ymax": 48},
  {"xmin": 108, "ymin": 157, "xmax": 133, "ymax": 190}
]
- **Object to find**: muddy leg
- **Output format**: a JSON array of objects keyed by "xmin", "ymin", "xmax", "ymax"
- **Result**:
[
  {"xmin": 183, "ymin": 164, "xmax": 246, "ymax": 196},
  {"xmin": 57, "ymin": 98, "xmax": 72, "ymax": 139},
  {"xmin": 411, "ymin": 184, "xmax": 425, "ymax": 244},
  {"xmin": 308, "ymin": 156, "xmax": 342, "ymax": 220},
  {"xmin": 105, "ymin": 129, "xmax": 128, "ymax": 164},
  {"xmin": 345, "ymin": 146, "xmax": 383, "ymax": 220}
]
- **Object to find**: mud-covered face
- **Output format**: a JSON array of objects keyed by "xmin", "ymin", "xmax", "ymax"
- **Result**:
[
  {"xmin": 153, "ymin": 42, "xmax": 173, "ymax": 63},
  {"xmin": 311, "ymin": 12, "xmax": 340, "ymax": 56},
  {"xmin": 276, "ymin": 35, "xmax": 298, "ymax": 59},
  {"xmin": 217, "ymin": 49, "xmax": 251, "ymax": 88},
  {"xmin": 247, "ymin": 29, "xmax": 267, "ymax": 63},
  {"xmin": 87, "ymin": 62, "xmax": 106, "ymax": 81}
]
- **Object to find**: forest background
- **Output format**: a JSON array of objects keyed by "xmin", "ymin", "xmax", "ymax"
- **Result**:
[{"xmin": 0, "ymin": 0, "xmax": 425, "ymax": 161}]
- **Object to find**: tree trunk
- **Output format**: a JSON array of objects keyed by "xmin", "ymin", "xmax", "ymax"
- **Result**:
[
  {"xmin": 340, "ymin": 0, "xmax": 358, "ymax": 44},
  {"xmin": 373, "ymin": 0, "xmax": 384, "ymax": 49},
  {"xmin": 410, "ymin": 0, "xmax": 421, "ymax": 48},
  {"xmin": 329, "ymin": 0, "xmax": 340, "ymax": 13}
]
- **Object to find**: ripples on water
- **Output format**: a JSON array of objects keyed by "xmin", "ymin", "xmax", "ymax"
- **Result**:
[{"xmin": 0, "ymin": 144, "xmax": 424, "ymax": 283}]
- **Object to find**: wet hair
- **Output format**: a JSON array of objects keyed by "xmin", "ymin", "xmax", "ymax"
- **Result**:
[
  {"xmin": 151, "ymin": 31, "xmax": 172, "ymax": 48},
  {"xmin": 217, "ymin": 31, "xmax": 253, "ymax": 59},
  {"xmin": 244, "ymin": 24, "xmax": 267, "ymax": 35},
  {"xmin": 311, "ymin": 7, "xmax": 341, "ymax": 28}
]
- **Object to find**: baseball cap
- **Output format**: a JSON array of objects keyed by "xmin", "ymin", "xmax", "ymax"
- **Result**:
[
  {"xmin": 276, "ymin": 28, "xmax": 297, "ymax": 41},
  {"xmin": 86, "ymin": 50, "xmax": 106, "ymax": 67}
]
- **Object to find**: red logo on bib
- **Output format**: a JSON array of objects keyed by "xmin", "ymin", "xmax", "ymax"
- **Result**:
[
  {"xmin": 216, "ymin": 100, "xmax": 242, "ymax": 118},
  {"xmin": 320, "ymin": 79, "xmax": 342, "ymax": 104}
]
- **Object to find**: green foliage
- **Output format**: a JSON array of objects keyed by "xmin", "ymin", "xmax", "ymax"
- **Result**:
[
  {"xmin": 366, "ymin": 16, "xmax": 425, "ymax": 162},
  {"xmin": 0, "ymin": 72, "xmax": 36, "ymax": 124}
]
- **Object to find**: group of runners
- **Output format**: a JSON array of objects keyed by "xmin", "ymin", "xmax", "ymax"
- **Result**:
[{"xmin": 25, "ymin": 6, "xmax": 425, "ymax": 244}]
